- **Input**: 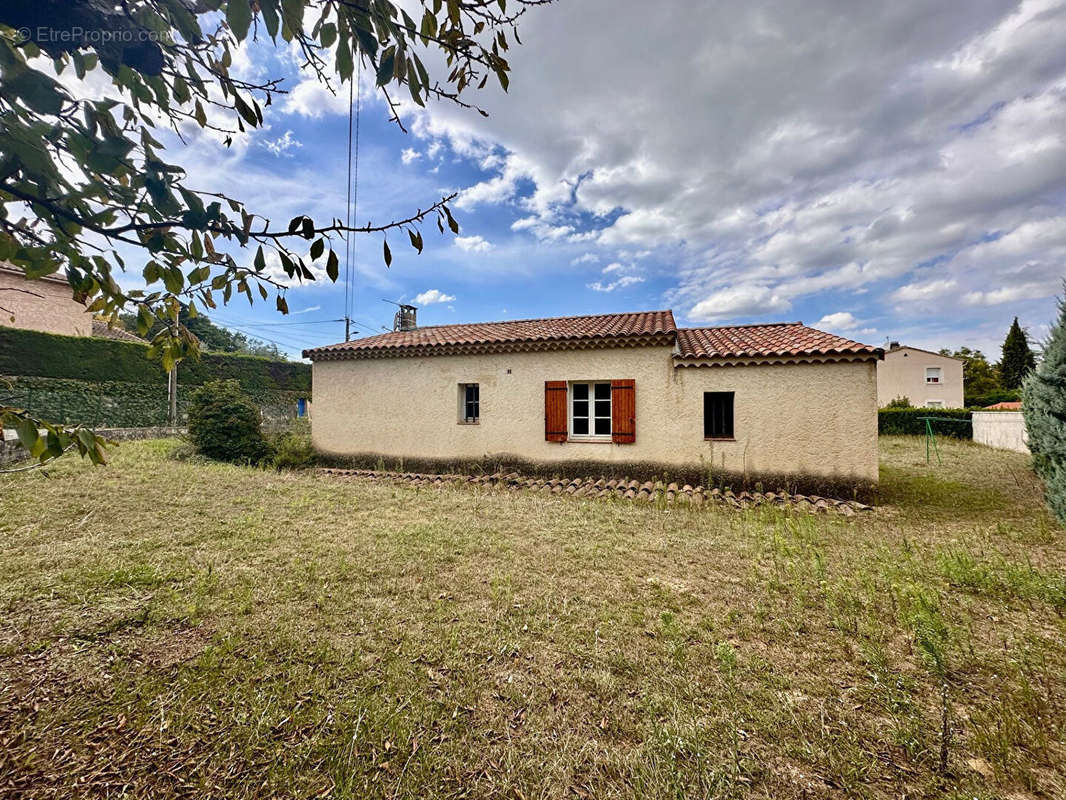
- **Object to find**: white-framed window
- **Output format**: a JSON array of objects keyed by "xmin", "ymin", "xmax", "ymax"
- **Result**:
[
  {"xmin": 925, "ymin": 367, "xmax": 942, "ymax": 384},
  {"xmin": 458, "ymin": 383, "xmax": 479, "ymax": 423},
  {"xmin": 926, "ymin": 399, "xmax": 944, "ymax": 408},
  {"xmin": 570, "ymin": 381, "xmax": 611, "ymax": 439}
]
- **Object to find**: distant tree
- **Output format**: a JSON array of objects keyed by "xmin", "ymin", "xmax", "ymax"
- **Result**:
[
  {"xmin": 1022, "ymin": 295, "xmax": 1066, "ymax": 525},
  {"xmin": 1000, "ymin": 317, "xmax": 1037, "ymax": 389},
  {"xmin": 938, "ymin": 347, "xmax": 1001, "ymax": 400},
  {"xmin": 119, "ymin": 306, "xmax": 284, "ymax": 359},
  {"xmin": 886, "ymin": 396, "xmax": 912, "ymax": 408}
]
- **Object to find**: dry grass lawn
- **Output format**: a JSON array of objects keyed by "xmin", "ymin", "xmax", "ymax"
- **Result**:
[{"xmin": 0, "ymin": 436, "xmax": 1063, "ymax": 799}]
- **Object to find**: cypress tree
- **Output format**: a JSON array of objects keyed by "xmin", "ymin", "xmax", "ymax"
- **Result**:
[
  {"xmin": 1001, "ymin": 317, "xmax": 1036, "ymax": 389},
  {"xmin": 1023, "ymin": 297, "xmax": 1066, "ymax": 525}
]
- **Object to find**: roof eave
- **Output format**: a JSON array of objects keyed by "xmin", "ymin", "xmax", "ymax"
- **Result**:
[{"xmin": 305, "ymin": 332, "xmax": 677, "ymax": 362}]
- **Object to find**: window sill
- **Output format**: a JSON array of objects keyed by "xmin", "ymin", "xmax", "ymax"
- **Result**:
[
  {"xmin": 567, "ymin": 436, "xmax": 613, "ymax": 443},
  {"xmin": 704, "ymin": 437, "xmax": 736, "ymax": 442},
  {"xmin": 457, "ymin": 420, "xmax": 479, "ymax": 425}
]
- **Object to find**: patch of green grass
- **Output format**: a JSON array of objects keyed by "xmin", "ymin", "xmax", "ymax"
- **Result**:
[
  {"xmin": 0, "ymin": 436, "xmax": 1063, "ymax": 798},
  {"xmin": 938, "ymin": 548, "xmax": 1066, "ymax": 610}
]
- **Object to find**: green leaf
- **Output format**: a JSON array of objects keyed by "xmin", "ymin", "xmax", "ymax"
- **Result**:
[
  {"xmin": 15, "ymin": 417, "xmax": 39, "ymax": 453},
  {"xmin": 326, "ymin": 249, "xmax": 339, "ymax": 282},
  {"xmin": 310, "ymin": 238, "xmax": 324, "ymax": 260},
  {"xmin": 254, "ymin": 245, "xmax": 266, "ymax": 271},
  {"xmin": 408, "ymin": 228, "xmax": 423, "ymax": 253},
  {"xmin": 319, "ymin": 22, "xmax": 337, "ymax": 48},
  {"xmin": 276, "ymin": 295, "xmax": 289, "ymax": 314},
  {"xmin": 226, "ymin": 0, "xmax": 253, "ymax": 41},
  {"xmin": 233, "ymin": 95, "xmax": 259, "ymax": 127},
  {"xmin": 383, "ymin": 239, "xmax": 392, "ymax": 267}
]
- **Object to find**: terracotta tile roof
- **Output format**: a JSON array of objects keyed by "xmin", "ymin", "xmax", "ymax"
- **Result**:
[
  {"xmin": 983, "ymin": 401, "xmax": 1022, "ymax": 410},
  {"xmin": 304, "ymin": 310, "xmax": 677, "ymax": 360},
  {"xmin": 92, "ymin": 319, "xmax": 147, "ymax": 344},
  {"xmin": 675, "ymin": 323, "xmax": 882, "ymax": 362}
]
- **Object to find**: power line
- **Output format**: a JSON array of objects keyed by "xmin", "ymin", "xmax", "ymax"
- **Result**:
[
  {"xmin": 343, "ymin": 57, "xmax": 362, "ymax": 342},
  {"xmin": 213, "ymin": 318, "xmax": 345, "ymax": 328}
]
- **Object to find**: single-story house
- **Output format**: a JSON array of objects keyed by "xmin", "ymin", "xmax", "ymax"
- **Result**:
[
  {"xmin": 304, "ymin": 309, "xmax": 883, "ymax": 488},
  {"xmin": 877, "ymin": 343, "xmax": 964, "ymax": 408}
]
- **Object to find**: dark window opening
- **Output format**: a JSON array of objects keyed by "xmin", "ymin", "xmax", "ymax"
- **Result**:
[
  {"xmin": 704, "ymin": 392, "xmax": 734, "ymax": 439},
  {"xmin": 462, "ymin": 383, "xmax": 480, "ymax": 422}
]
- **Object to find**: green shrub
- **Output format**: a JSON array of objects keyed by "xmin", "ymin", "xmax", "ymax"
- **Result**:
[
  {"xmin": 966, "ymin": 389, "xmax": 1021, "ymax": 409},
  {"xmin": 187, "ymin": 380, "xmax": 273, "ymax": 464},
  {"xmin": 878, "ymin": 408, "xmax": 972, "ymax": 438},
  {"xmin": 885, "ymin": 396, "xmax": 912, "ymax": 409},
  {"xmin": 1023, "ymin": 292, "xmax": 1066, "ymax": 525},
  {"xmin": 267, "ymin": 419, "xmax": 316, "ymax": 470}
]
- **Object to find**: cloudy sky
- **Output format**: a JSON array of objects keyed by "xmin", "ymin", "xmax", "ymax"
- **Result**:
[{"xmin": 125, "ymin": 0, "xmax": 1066, "ymax": 357}]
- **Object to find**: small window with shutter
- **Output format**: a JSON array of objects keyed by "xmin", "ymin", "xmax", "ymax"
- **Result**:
[{"xmin": 704, "ymin": 392, "xmax": 734, "ymax": 439}]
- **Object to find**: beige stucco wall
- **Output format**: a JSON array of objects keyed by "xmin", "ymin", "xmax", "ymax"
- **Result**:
[
  {"xmin": 877, "ymin": 347, "xmax": 964, "ymax": 408},
  {"xmin": 0, "ymin": 268, "xmax": 89, "ymax": 337},
  {"xmin": 311, "ymin": 346, "xmax": 879, "ymax": 482}
]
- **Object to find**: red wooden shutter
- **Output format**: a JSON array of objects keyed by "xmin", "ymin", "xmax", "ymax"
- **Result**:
[
  {"xmin": 611, "ymin": 379, "xmax": 636, "ymax": 443},
  {"xmin": 545, "ymin": 381, "xmax": 568, "ymax": 442}
]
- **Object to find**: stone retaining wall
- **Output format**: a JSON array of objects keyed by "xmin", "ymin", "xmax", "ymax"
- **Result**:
[
  {"xmin": 0, "ymin": 426, "xmax": 184, "ymax": 466},
  {"xmin": 322, "ymin": 468, "xmax": 873, "ymax": 515}
]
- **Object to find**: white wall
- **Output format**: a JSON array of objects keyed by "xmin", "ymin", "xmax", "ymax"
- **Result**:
[
  {"xmin": 972, "ymin": 411, "xmax": 1030, "ymax": 454},
  {"xmin": 311, "ymin": 346, "xmax": 880, "ymax": 481}
]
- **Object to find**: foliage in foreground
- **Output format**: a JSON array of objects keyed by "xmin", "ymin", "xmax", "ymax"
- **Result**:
[
  {"xmin": 1024, "ymin": 294, "xmax": 1066, "ymax": 524},
  {"xmin": 0, "ymin": 0, "xmax": 544, "ymax": 463},
  {"xmin": 187, "ymin": 379, "xmax": 271, "ymax": 464}
]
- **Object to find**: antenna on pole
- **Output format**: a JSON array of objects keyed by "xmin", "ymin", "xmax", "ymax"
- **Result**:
[{"xmin": 343, "ymin": 56, "xmax": 361, "ymax": 341}]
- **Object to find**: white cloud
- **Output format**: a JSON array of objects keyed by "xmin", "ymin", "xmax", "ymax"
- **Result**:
[
  {"xmin": 262, "ymin": 130, "xmax": 302, "ymax": 157},
  {"xmin": 690, "ymin": 285, "xmax": 791, "ymax": 322},
  {"xmin": 453, "ymin": 235, "xmax": 494, "ymax": 253},
  {"xmin": 393, "ymin": 0, "xmax": 1065, "ymax": 323},
  {"xmin": 571, "ymin": 252, "xmax": 600, "ymax": 265},
  {"xmin": 962, "ymin": 282, "xmax": 1052, "ymax": 306},
  {"xmin": 587, "ymin": 275, "xmax": 645, "ymax": 293},
  {"xmin": 414, "ymin": 289, "xmax": 456, "ymax": 305},
  {"xmin": 891, "ymin": 279, "xmax": 958, "ymax": 304},
  {"xmin": 292, "ymin": 305, "xmax": 321, "ymax": 315},
  {"xmin": 401, "ymin": 147, "xmax": 421, "ymax": 165},
  {"xmin": 815, "ymin": 312, "xmax": 861, "ymax": 331}
]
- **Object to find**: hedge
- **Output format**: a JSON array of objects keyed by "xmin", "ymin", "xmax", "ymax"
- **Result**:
[
  {"xmin": 0, "ymin": 376, "xmax": 305, "ymax": 428},
  {"xmin": 965, "ymin": 389, "xmax": 1022, "ymax": 408},
  {"xmin": 878, "ymin": 407, "xmax": 972, "ymax": 438},
  {"xmin": 0, "ymin": 327, "xmax": 310, "ymax": 394}
]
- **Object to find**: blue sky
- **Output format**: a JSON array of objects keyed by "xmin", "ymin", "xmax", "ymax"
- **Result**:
[{"xmin": 82, "ymin": 1, "xmax": 1066, "ymax": 359}]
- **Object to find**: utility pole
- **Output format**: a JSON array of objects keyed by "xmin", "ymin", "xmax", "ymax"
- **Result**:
[
  {"xmin": 167, "ymin": 362, "xmax": 177, "ymax": 426},
  {"xmin": 345, "ymin": 316, "xmax": 351, "ymax": 342},
  {"xmin": 167, "ymin": 318, "xmax": 178, "ymax": 426}
]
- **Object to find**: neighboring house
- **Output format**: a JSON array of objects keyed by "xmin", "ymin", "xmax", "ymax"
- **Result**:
[
  {"xmin": 877, "ymin": 343, "xmax": 964, "ymax": 408},
  {"xmin": 0, "ymin": 265, "xmax": 90, "ymax": 337},
  {"xmin": 304, "ymin": 309, "xmax": 884, "ymax": 485},
  {"xmin": 984, "ymin": 401, "xmax": 1021, "ymax": 411}
]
